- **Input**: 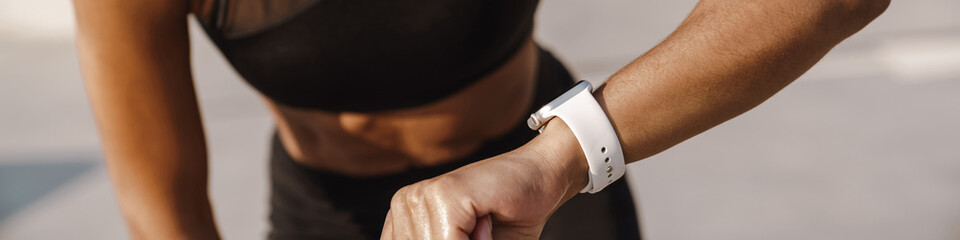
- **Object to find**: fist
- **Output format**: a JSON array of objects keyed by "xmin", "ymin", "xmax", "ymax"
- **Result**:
[{"xmin": 380, "ymin": 137, "xmax": 587, "ymax": 240}]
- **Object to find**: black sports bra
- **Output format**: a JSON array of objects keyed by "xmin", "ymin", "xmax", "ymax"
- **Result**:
[{"xmin": 198, "ymin": 0, "xmax": 540, "ymax": 111}]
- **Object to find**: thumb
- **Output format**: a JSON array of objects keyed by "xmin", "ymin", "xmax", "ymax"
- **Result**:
[{"xmin": 470, "ymin": 215, "xmax": 493, "ymax": 240}]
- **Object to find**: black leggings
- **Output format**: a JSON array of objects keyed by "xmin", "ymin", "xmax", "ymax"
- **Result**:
[{"xmin": 267, "ymin": 48, "xmax": 641, "ymax": 240}]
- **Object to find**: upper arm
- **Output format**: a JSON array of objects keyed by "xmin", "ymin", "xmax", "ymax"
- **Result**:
[{"xmin": 73, "ymin": 0, "xmax": 207, "ymax": 178}]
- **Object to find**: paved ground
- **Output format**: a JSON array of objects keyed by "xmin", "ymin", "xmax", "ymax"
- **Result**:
[{"xmin": 1, "ymin": 0, "xmax": 958, "ymax": 239}]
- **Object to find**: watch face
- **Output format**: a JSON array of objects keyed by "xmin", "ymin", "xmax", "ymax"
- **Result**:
[{"xmin": 542, "ymin": 81, "xmax": 592, "ymax": 112}]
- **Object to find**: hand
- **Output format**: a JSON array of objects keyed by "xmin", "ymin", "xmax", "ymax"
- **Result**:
[{"xmin": 381, "ymin": 120, "xmax": 588, "ymax": 239}]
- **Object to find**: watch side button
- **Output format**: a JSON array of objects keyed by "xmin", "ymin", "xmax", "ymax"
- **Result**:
[{"xmin": 526, "ymin": 115, "xmax": 540, "ymax": 130}]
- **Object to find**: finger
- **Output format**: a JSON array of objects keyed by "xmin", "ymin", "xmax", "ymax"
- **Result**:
[
  {"xmin": 381, "ymin": 210, "xmax": 393, "ymax": 240},
  {"xmin": 393, "ymin": 203, "xmax": 416, "ymax": 239},
  {"xmin": 470, "ymin": 215, "xmax": 492, "ymax": 240},
  {"xmin": 390, "ymin": 188, "xmax": 416, "ymax": 239}
]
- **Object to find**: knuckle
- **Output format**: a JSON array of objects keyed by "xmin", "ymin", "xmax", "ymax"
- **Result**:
[{"xmin": 390, "ymin": 188, "xmax": 408, "ymax": 207}]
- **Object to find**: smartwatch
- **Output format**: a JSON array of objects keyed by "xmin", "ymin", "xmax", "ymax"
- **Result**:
[{"xmin": 527, "ymin": 81, "xmax": 626, "ymax": 194}]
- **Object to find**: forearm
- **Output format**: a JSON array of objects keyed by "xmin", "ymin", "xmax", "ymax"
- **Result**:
[
  {"xmin": 103, "ymin": 143, "xmax": 218, "ymax": 239},
  {"xmin": 597, "ymin": 0, "xmax": 889, "ymax": 163},
  {"xmin": 93, "ymin": 84, "xmax": 219, "ymax": 239},
  {"xmin": 89, "ymin": 51, "xmax": 217, "ymax": 239},
  {"xmin": 112, "ymin": 178, "xmax": 218, "ymax": 240},
  {"xmin": 533, "ymin": 0, "xmax": 888, "ymax": 199}
]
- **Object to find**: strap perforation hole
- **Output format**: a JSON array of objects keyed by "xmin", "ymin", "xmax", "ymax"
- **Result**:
[
  {"xmin": 600, "ymin": 147, "xmax": 606, "ymax": 153},
  {"xmin": 604, "ymin": 157, "xmax": 610, "ymax": 163}
]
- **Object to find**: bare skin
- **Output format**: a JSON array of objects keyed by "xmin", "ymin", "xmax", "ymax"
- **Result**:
[{"xmin": 73, "ymin": 0, "xmax": 537, "ymax": 238}]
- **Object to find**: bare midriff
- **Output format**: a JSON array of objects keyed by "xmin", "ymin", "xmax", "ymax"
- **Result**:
[{"xmin": 263, "ymin": 39, "xmax": 539, "ymax": 177}]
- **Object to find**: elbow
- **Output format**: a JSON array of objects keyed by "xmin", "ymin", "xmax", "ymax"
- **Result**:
[
  {"xmin": 838, "ymin": 0, "xmax": 890, "ymax": 21},
  {"xmin": 827, "ymin": 0, "xmax": 891, "ymax": 28},
  {"xmin": 806, "ymin": 0, "xmax": 890, "ymax": 39}
]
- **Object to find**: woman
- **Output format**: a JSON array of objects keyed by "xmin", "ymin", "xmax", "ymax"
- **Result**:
[{"xmin": 72, "ymin": 0, "xmax": 888, "ymax": 239}]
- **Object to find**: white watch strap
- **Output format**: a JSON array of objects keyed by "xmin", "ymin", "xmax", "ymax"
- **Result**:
[{"xmin": 530, "ymin": 81, "xmax": 625, "ymax": 194}]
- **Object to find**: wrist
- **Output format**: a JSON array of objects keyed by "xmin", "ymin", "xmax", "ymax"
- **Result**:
[{"xmin": 526, "ymin": 118, "xmax": 589, "ymax": 203}]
